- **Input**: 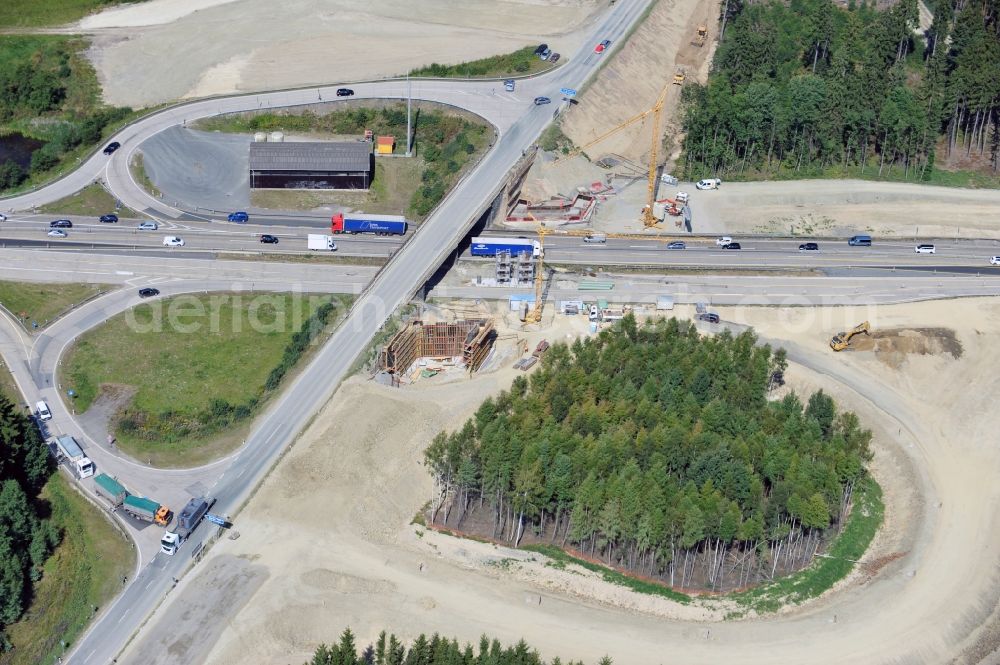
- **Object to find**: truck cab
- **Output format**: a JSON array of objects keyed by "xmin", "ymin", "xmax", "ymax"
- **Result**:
[{"xmin": 160, "ymin": 531, "xmax": 180, "ymax": 555}]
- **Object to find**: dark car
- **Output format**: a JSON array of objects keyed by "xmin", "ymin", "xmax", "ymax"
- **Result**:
[
  {"xmin": 103, "ymin": 141, "xmax": 121, "ymax": 155},
  {"xmin": 799, "ymin": 242, "xmax": 819, "ymax": 251},
  {"xmin": 533, "ymin": 44, "xmax": 548, "ymax": 56},
  {"xmin": 723, "ymin": 242, "xmax": 741, "ymax": 250},
  {"xmin": 260, "ymin": 234, "xmax": 279, "ymax": 244},
  {"xmin": 336, "ymin": 88, "xmax": 354, "ymax": 97},
  {"xmin": 227, "ymin": 211, "xmax": 249, "ymax": 223},
  {"xmin": 533, "ymin": 96, "xmax": 551, "ymax": 105},
  {"xmin": 138, "ymin": 287, "xmax": 160, "ymax": 298},
  {"xmin": 698, "ymin": 312, "xmax": 720, "ymax": 324},
  {"xmin": 667, "ymin": 241, "xmax": 686, "ymax": 250},
  {"xmin": 50, "ymin": 219, "xmax": 72, "ymax": 228},
  {"xmin": 549, "ymin": 52, "xmax": 561, "ymax": 63},
  {"xmin": 100, "ymin": 213, "xmax": 119, "ymax": 223}
]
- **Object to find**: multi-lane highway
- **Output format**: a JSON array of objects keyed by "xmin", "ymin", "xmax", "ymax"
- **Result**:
[
  {"xmin": 5, "ymin": 212, "xmax": 1000, "ymax": 271},
  {"xmin": 0, "ymin": 2, "xmax": 666, "ymax": 664},
  {"xmin": 0, "ymin": 0, "xmax": 996, "ymax": 662}
]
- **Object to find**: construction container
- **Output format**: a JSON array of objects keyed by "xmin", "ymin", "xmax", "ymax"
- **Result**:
[
  {"xmin": 376, "ymin": 136, "xmax": 395, "ymax": 155},
  {"xmin": 656, "ymin": 295, "xmax": 675, "ymax": 311}
]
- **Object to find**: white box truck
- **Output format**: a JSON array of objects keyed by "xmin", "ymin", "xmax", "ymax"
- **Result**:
[
  {"xmin": 55, "ymin": 435, "xmax": 95, "ymax": 478},
  {"xmin": 308, "ymin": 234, "xmax": 337, "ymax": 251}
]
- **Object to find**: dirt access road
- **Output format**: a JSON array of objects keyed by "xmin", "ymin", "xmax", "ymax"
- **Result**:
[
  {"xmin": 77, "ymin": 0, "xmax": 605, "ymax": 107},
  {"xmin": 119, "ymin": 298, "xmax": 1000, "ymax": 665},
  {"xmin": 527, "ymin": 157, "xmax": 1000, "ymax": 239}
]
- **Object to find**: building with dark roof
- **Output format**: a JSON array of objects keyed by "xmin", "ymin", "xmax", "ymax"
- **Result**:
[{"xmin": 249, "ymin": 141, "xmax": 374, "ymax": 190}]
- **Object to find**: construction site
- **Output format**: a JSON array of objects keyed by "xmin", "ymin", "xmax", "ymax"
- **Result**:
[{"xmin": 376, "ymin": 318, "xmax": 498, "ymax": 384}]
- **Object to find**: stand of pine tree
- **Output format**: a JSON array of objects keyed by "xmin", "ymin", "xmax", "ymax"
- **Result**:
[
  {"xmin": 424, "ymin": 317, "xmax": 873, "ymax": 594},
  {"xmin": 680, "ymin": 0, "xmax": 1000, "ymax": 179},
  {"xmin": 307, "ymin": 628, "xmax": 609, "ymax": 665},
  {"xmin": 0, "ymin": 394, "xmax": 59, "ymax": 648}
]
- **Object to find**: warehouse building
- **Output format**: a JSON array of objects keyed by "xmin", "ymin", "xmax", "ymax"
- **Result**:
[{"xmin": 248, "ymin": 141, "xmax": 374, "ymax": 190}]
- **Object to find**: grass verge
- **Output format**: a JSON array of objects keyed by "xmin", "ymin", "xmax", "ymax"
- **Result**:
[
  {"xmin": 0, "ymin": 0, "xmax": 138, "ymax": 28},
  {"xmin": 128, "ymin": 152, "xmax": 160, "ymax": 198},
  {"xmin": 726, "ymin": 476, "xmax": 884, "ymax": 615},
  {"xmin": 408, "ymin": 46, "xmax": 555, "ymax": 78},
  {"xmin": 0, "ymin": 357, "xmax": 20, "ymax": 404},
  {"xmin": 521, "ymin": 544, "xmax": 692, "ymax": 604},
  {"xmin": 37, "ymin": 182, "xmax": 140, "ymax": 218},
  {"xmin": 216, "ymin": 252, "xmax": 387, "ymax": 267},
  {"xmin": 0, "ymin": 280, "xmax": 108, "ymax": 330},
  {"xmin": 0, "ymin": 474, "xmax": 134, "ymax": 665},
  {"xmin": 63, "ymin": 292, "xmax": 354, "ymax": 466}
]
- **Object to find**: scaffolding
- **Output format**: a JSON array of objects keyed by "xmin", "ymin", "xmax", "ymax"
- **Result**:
[
  {"xmin": 494, "ymin": 250, "xmax": 534, "ymax": 286},
  {"xmin": 377, "ymin": 319, "xmax": 497, "ymax": 378},
  {"xmin": 496, "ymin": 250, "xmax": 512, "ymax": 285}
]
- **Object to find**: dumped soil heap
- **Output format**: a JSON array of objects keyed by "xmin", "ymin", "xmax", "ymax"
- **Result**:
[{"xmin": 847, "ymin": 327, "xmax": 963, "ymax": 367}]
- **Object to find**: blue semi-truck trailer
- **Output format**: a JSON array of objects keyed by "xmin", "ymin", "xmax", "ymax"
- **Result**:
[
  {"xmin": 469, "ymin": 236, "xmax": 542, "ymax": 258},
  {"xmin": 331, "ymin": 213, "xmax": 407, "ymax": 236}
]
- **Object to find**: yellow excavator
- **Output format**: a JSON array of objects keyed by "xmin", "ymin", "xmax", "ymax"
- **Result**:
[{"xmin": 830, "ymin": 321, "xmax": 870, "ymax": 351}]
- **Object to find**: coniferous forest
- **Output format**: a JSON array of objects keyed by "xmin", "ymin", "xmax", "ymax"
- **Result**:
[
  {"xmin": 0, "ymin": 394, "xmax": 59, "ymax": 646},
  {"xmin": 307, "ymin": 628, "xmax": 608, "ymax": 665},
  {"xmin": 424, "ymin": 317, "xmax": 873, "ymax": 593},
  {"xmin": 680, "ymin": 0, "xmax": 1000, "ymax": 180}
]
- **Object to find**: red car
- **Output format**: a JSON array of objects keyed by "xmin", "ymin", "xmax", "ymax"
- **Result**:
[{"xmin": 594, "ymin": 39, "xmax": 611, "ymax": 53}]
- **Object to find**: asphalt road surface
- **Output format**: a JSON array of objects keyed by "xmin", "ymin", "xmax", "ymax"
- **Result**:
[
  {"xmin": 6, "ymin": 214, "xmax": 1000, "ymax": 269},
  {"xmin": 0, "ymin": 2, "xmax": 660, "ymax": 664},
  {"xmin": 0, "ymin": 0, "xmax": 992, "ymax": 661}
]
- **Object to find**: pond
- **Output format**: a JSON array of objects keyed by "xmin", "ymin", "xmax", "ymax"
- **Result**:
[{"xmin": 0, "ymin": 133, "xmax": 43, "ymax": 169}]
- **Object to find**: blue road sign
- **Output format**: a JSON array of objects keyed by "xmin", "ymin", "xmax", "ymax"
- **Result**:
[
  {"xmin": 559, "ymin": 88, "xmax": 577, "ymax": 97},
  {"xmin": 205, "ymin": 513, "xmax": 227, "ymax": 527}
]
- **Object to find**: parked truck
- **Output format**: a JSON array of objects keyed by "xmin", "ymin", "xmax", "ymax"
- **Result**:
[
  {"xmin": 55, "ymin": 435, "xmax": 95, "ymax": 479},
  {"xmin": 124, "ymin": 495, "xmax": 172, "ymax": 526},
  {"xmin": 307, "ymin": 234, "xmax": 337, "ymax": 251},
  {"xmin": 469, "ymin": 237, "xmax": 541, "ymax": 258},
  {"xmin": 160, "ymin": 496, "xmax": 215, "ymax": 555},
  {"xmin": 331, "ymin": 212, "xmax": 407, "ymax": 236},
  {"xmin": 94, "ymin": 473, "xmax": 127, "ymax": 508}
]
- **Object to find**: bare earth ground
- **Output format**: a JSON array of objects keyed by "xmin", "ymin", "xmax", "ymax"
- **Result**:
[
  {"xmin": 77, "ymin": 0, "xmax": 603, "ymax": 108},
  {"xmin": 120, "ymin": 297, "xmax": 1000, "ymax": 665},
  {"xmin": 559, "ymin": 0, "xmax": 718, "ymax": 165},
  {"xmin": 519, "ymin": 154, "xmax": 1000, "ymax": 238}
]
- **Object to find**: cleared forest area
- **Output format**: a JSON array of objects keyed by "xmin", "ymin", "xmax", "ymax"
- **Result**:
[{"xmin": 424, "ymin": 316, "xmax": 874, "ymax": 593}]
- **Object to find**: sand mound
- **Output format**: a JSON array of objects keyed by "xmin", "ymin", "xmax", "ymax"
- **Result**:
[{"xmin": 845, "ymin": 327, "xmax": 963, "ymax": 366}]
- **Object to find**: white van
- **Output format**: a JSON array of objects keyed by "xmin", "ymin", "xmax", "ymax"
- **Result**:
[
  {"xmin": 583, "ymin": 233, "xmax": 607, "ymax": 244},
  {"xmin": 36, "ymin": 401, "xmax": 52, "ymax": 421},
  {"xmin": 163, "ymin": 236, "xmax": 185, "ymax": 247}
]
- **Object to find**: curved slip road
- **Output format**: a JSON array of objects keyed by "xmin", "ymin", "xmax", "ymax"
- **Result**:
[
  {"xmin": 0, "ymin": 0, "xmax": 996, "ymax": 662},
  {"xmin": 1, "ymin": 2, "xmax": 666, "ymax": 663}
]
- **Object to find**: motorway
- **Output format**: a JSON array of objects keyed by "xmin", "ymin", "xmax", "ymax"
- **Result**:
[
  {"xmin": 0, "ymin": 0, "xmax": 996, "ymax": 662},
  {"xmin": 5, "ymin": 212, "xmax": 1000, "ymax": 271},
  {"xmin": 0, "ymin": 1, "xmax": 663, "ymax": 664}
]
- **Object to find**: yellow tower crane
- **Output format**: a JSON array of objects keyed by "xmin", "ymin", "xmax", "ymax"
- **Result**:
[{"xmin": 551, "ymin": 83, "xmax": 673, "ymax": 229}]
